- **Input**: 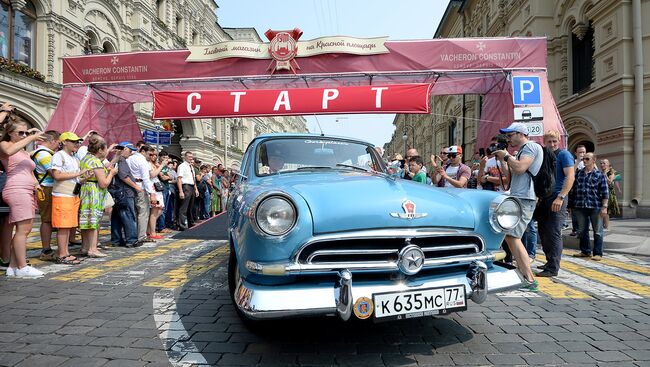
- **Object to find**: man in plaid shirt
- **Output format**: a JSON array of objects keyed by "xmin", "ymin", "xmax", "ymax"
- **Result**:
[{"xmin": 571, "ymin": 152, "xmax": 609, "ymax": 260}]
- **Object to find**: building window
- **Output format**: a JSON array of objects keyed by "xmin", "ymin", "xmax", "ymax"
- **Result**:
[
  {"xmin": 192, "ymin": 31, "xmax": 198, "ymax": 45},
  {"xmin": 572, "ymin": 22, "xmax": 594, "ymax": 94},
  {"xmin": 230, "ymin": 125, "xmax": 238, "ymax": 148},
  {"xmin": 448, "ymin": 119, "xmax": 457, "ymax": 145},
  {"xmin": 102, "ymin": 41, "xmax": 115, "ymax": 53},
  {"xmin": 156, "ymin": 0, "xmax": 165, "ymax": 20},
  {"xmin": 0, "ymin": 0, "xmax": 36, "ymax": 67},
  {"xmin": 175, "ymin": 15, "xmax": 183, "ymax": 35}
]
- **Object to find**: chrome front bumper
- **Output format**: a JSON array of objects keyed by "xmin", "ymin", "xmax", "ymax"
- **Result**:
[{"xmin": 234, "ymin": 261, "xmax": 523, "ymax": 320}]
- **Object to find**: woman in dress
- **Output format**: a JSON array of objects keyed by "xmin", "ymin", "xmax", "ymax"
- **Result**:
[
  {"xmin": 220, "ymin": 170, "xmax": 230, "ymax": 211},
  {"xmin": 0, "ymin": 118, "xmax": 45, "ymax": 278},
  {"xmin": 147, "ymin": 149, "xmax": 167, "ymax": 240},
  {"xmin": 599, "ymin": 158, "xmax": 621, "ymax": 230},
  {"xmin": 210, "ymin": 166, "xmax": 221, "ymax": 215},
  {"xmin": 79, "ymin": 135, "xmax": 118, "ymax": 257}
]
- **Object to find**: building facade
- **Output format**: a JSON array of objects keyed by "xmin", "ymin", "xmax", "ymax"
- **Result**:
[
  {"xmin": 386, "ymin": 0, "xmax": 650, "ymax": 217},
  {"xmin": 0, "ymin": 0, "xmax": 307, "ymax": 169}
]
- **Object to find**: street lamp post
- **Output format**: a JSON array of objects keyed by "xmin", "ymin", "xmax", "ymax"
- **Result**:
[{"xmin": 403, "ymin": 124, "xmax": 416, "ymax": 153}]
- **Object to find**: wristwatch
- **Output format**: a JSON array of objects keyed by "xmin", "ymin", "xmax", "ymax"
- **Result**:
[
  {"xmin": 558, "ymin": 194, "xmax": 565, "ymax": 201},
  {"xmin": 503, "ymin": 154, "xmax": 511, "ymax": 162}
]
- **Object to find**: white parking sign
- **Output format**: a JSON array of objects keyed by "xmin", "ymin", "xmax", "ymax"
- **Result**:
[
  {"xmin": 522, "ymin": 122, "xmax": 543, "ymax": 137},
  {"xmin": 512, "ymin": 76, "xmax": 541, "ymax": 105}
]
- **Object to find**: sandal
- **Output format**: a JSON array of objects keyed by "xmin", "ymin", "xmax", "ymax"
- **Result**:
[{"xmin": 55, "ymin": 255, "xmax": 82, "ymax": 265}]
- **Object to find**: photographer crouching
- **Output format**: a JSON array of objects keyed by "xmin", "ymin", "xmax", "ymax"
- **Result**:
[{"xmin": 492, "ymin": 123, "xmax": 543, "ymax": 292}]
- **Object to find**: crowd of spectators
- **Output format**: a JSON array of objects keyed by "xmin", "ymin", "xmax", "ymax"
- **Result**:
[
  {"xmin": 0, "ymin": 102, "xmax": 236, "ymax": 278},
  {"xmin": 386, "ymin": 122, "xmax": 622, "ymax": 291}
]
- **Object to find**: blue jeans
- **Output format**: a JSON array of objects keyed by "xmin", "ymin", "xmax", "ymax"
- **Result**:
[
  {"xmin": 521, "ymin": 220, "xmax": 538, "ymax": 258},
  {"xmin": 575, "ymin": 208, "xmax": 604, "ymax": 256},
  {"xmin": 164, "ymin": 191, "xmax": 176, "ymax": 228},
  {"xmin": 111, "ymin": 197, "xmax": 138, "ymax": 246},
  {"xmin": 202, "ymin": 190, "xmax": 211, "ymax": 218}
]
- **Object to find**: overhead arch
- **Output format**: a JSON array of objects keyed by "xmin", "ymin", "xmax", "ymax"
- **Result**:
[
  {"xmin": 564, "ymin": 115, "xmax": 598, "ymax": 151},
  {"xmin": 83, "ymin": 4, "xmax": 121, "ymax": 51}
]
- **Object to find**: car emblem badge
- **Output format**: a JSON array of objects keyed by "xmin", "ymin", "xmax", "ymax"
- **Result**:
[
  {"xmin": 398, "ymin": 245, "xmax": 425, "ymax": 275},
  {"xmin": 353, "ymin": 297, "xmax": 374, "ymax": 319},
  {"xmin": 390, "ymin": 199, "xmax": 428, "ymax": 219}
]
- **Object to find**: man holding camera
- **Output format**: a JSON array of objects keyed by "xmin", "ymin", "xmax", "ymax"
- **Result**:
[
  {"xmin": 493, "ymin": 122, "xmax": 543, "ymax": 291},
  {"xmin": 479, "ymin": 135, "xmax": 509, "ymax": 191}
]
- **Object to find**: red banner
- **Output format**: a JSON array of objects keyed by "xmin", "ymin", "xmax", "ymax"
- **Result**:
[
  {"xmin": 152, "ymin": 84, "xmax": 432, "ymax": 119},
  {"xmin": 63, "ymin": 38, "xmax": 547, "ymax": 85}
]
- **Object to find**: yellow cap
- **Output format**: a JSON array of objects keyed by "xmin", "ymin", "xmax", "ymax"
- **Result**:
[{"xmin": 59, "ymin": 132, "xmax": 83, "ymax": 142}]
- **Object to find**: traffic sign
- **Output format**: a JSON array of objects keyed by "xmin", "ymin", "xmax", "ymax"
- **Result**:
[
  {"xmin": 143, "ymin": 130, "xmax": 172, "ymax": 146},
  {"xmin": 512, "ymin": 76, "xmax": 541, "ymax": 105}
]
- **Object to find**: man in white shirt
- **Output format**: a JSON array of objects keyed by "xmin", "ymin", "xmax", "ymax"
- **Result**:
[
  {"xmin": 127, "ymin": 145, "xmax": 157, "ymax": 241},
  {"xmin": 176, "ymin": 151, "xmax": 199, "ymax": 230}
]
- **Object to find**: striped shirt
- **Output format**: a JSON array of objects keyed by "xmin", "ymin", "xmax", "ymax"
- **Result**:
[
  {"xmin": 573, "ymin": 168, "xmax": 609, "ymax": 209},
  {"xmin": 32, "ymin": 148, "xmax": 55, "ymax": 187}
]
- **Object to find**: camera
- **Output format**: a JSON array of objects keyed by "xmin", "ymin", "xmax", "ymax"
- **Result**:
[{"xmin": 486, "ymin": 141, "xmax": 508, "ymax": 156}]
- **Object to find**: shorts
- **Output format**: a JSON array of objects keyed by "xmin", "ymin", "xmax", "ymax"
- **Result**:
[
  {"xmin": 504, "ymin": 198, "xmax": 536, "ymax": 239},
  {"xmin": 37, "ymin": 186, "xmax": 53, "ymax": 223},
  {"xmin": 52, "ymin": 196, "xmax": 81, "ymax": 229}
]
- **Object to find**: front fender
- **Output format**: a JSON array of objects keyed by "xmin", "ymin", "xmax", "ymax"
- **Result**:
[{"xmin": 229, "ymin": 186, "xmax": 314, "ymax": 285}]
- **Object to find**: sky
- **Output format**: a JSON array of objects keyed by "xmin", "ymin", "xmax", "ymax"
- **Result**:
[{"xmin": 216, "ymin": 0, "xmax": 451, "ymax": 147}]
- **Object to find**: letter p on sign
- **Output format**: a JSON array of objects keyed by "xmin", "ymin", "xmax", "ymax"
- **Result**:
[{"xmin": 512, "ymin": 76, "xmax": 541, "ymax": 105}]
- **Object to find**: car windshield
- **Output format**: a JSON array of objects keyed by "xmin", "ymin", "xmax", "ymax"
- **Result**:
[{"xmin": 255, "ymin": 137, "xmax": 385, "ymax": 176}]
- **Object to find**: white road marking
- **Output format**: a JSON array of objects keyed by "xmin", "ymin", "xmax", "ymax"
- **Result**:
[
  {"xmin": 153, "ymin": 289, "xmax": 208, "ymax": 366},
  {"xmin": 561, "ymin": 255, "xmax": 650, "ymax": 286}
]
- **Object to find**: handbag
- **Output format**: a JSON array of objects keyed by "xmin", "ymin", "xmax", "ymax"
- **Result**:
[{"xmin": 153, "ymin": 181, "xmax": 165, "ymax": 192}]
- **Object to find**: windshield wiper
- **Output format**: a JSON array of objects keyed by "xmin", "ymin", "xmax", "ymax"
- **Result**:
[
  {"xmin": 336, "ymin": 163, "xmax": 370, "ymax": 172},
  {"xmin": 296, "ymin": 166, "xmax": 333, "ymax": 170}
]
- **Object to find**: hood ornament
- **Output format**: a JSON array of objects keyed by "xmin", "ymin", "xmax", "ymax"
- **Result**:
[{"xmin": 390, "ymin": 199, "xmax": 428, "ymax": 219}]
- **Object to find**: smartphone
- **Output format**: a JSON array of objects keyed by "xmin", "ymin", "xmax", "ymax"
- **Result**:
[{"xmin": 479, "ymin": 148, "xmax": 485, "ymax": 157}]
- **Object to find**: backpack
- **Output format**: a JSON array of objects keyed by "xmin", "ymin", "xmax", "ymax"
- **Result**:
[{"xmin": 522, "ymin": 143, "xmax": 556, "ymax": 199}]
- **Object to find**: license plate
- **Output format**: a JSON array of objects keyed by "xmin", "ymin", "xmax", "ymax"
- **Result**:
[{"xmin": 373, "ymin": 285, "xmax": 467, "ymax": 321}]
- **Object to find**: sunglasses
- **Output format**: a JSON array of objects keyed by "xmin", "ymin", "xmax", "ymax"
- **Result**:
[
  {"xmin": 582, "ymin": 157, "xmax": 592, "ymax": 161},
  {"xmin": 66, "ymin": 140, "xmax": 82, "ymax": 145},
  {"xmin": 439, "ymin": 152, "xmax": 447, "ymax": 155},
  {"xmin": 14, "ymin": 130, "xmax": 30, "ymax": 137},
  {"xmin": 447, "ymin": 153, "xmax": 458, "ymax": 158}
]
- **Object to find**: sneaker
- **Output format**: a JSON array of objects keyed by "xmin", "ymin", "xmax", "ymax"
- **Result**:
[
  {"xmin": 535, "ymin": 270, "xmax": 557, "ymax": 277},
  {"xmin": 520, "ymin": 279, "xmax": 539, "ymax": 292},
  {"xmin": 6, "ymin": 267, "xmax": 15, "ymax": 277},
  {"xmin": 537, "ymin": 263, "xmax": 548, "ymax": 270},
  {"xmin": 592, "ymin": 255, "xmax": 602, "ymax": 261},
  {"xmin": 14, "ymin": 266, "xmax": 44, "ymax": 279},
  {"xmin": 573, "ymin": 252, "xmax": 592, "ymax": 258},
  {"xmin": 569, "ymin": 231, "xmax": 577, "ymax": 237}
]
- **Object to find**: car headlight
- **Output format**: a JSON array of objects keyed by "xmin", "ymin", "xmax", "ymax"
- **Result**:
[
  {"xmin": 489, "ymin": 196, "xmax": 522, "ymax": 233},
  {"xmin": 255, "ymin": 195, "xmax": 297, "ymax": 236}
]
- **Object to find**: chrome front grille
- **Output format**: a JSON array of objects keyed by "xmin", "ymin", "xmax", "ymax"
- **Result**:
[{"xmin": 296, "ymin": 234, "xmax": 483, "ymax": 267}]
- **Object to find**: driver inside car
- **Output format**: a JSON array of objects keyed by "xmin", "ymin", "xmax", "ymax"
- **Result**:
[{"xmin": 259, "ymin": 146, "xmax": 286, "ymax": 175}]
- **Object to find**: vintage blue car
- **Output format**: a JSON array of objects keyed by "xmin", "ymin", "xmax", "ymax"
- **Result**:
[{"xmin": 227, "ymin": 133, "xmax": 524, "ymax": 322}]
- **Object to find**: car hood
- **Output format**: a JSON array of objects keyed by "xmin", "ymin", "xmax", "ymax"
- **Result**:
[{"xmin": 264, "ymin": 171, "xmax": 476, "ymax": 234}]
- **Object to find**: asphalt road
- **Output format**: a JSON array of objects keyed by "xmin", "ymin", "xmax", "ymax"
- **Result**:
[{"xmin": 1, "ymin": 228, "xmax": 650, "ymax": 367}]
